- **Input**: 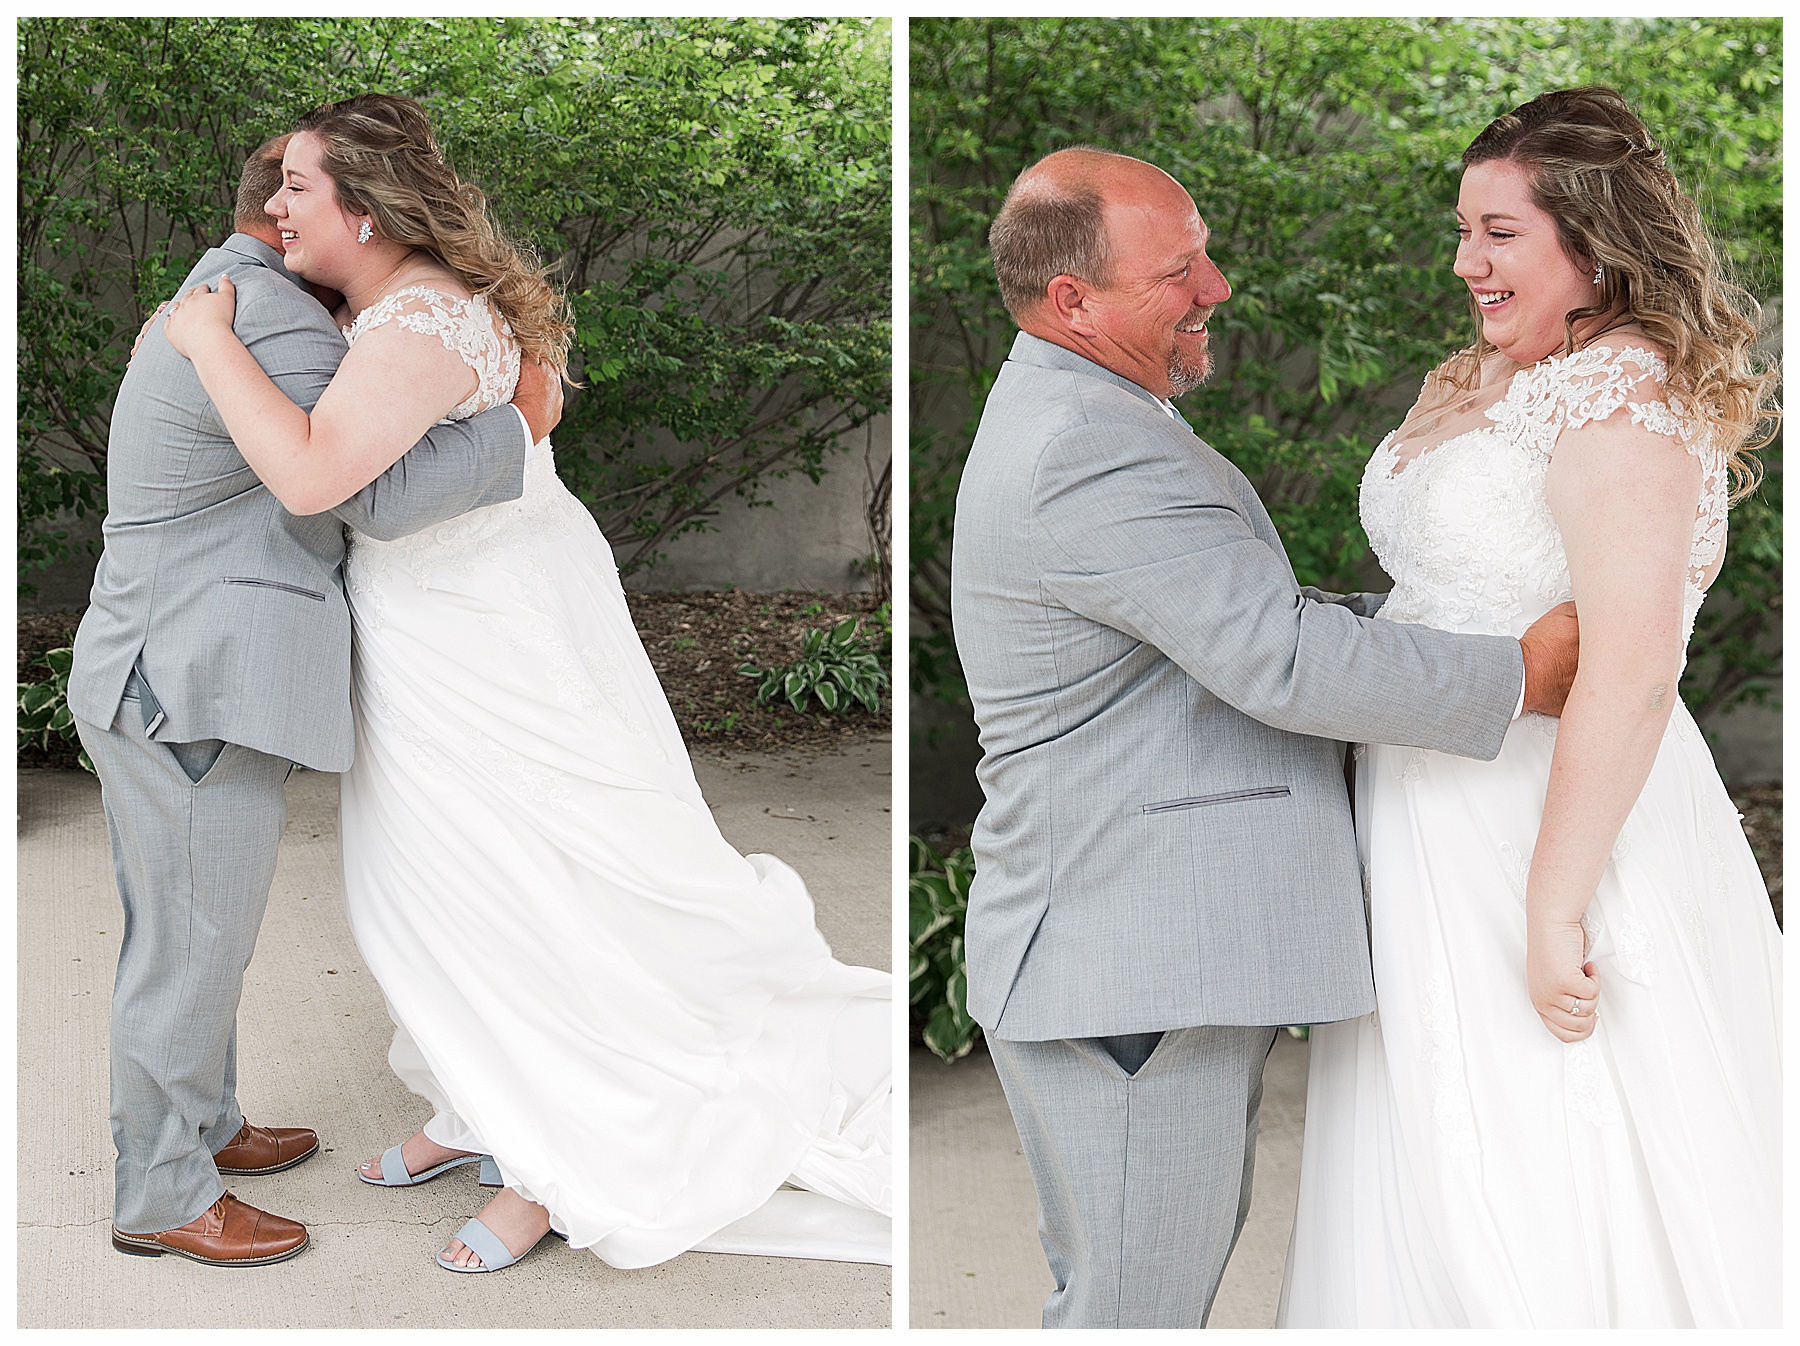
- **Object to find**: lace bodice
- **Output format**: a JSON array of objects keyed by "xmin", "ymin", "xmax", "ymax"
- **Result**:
[
  {"xmin": 1360, "ymin": 343, "xmax": 1728, "ymax": 646},
  {"xmin": 342, "ymin": 285, "xmax": 521, "ymax": 420}
]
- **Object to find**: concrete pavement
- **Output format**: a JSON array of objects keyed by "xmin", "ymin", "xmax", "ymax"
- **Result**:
[
  {"xmin": 909, "ymin": 1031, "xmax": 1309, "ymax": 1329},
  {"xmin": 16, "ymin": 740, "xmax": 892, "ymax": 1329}
]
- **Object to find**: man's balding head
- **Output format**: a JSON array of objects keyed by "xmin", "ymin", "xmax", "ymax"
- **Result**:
[
  {"xmin": 989, "ymin": 149, "xmax": 1194, "ymax": 322},
  {"xmin": 991, "ymin": 148, "xmax": 1127, "ymax": 320}
]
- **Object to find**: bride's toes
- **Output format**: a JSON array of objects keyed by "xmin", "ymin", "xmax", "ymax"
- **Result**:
[{"xmin": 443, "ymin": 1237, "xmax": 483, "ymax": 1269}]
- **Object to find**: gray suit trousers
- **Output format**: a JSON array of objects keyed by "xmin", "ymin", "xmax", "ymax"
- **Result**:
[
  {"xmin": 76, "ymin": 672, "xmax": 293, "ymax": 1233},
  {"xmin": 988, "ymin": 1025, "xmax": 1279, "ymax": 1328}
]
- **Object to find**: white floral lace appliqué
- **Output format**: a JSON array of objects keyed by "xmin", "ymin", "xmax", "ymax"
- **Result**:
[
  {"xmin": 1418, "ymin": 976, "xmax": 1481, "ymax": 1173},
  {"xmin": 1497, "ymin": 841, "xmax": 1531, "ymax": 908},
  {"xmin": 1564, "ymin": 1038, "xmax": 1624, "ymax": 1128},
  {"xmin": 1611, "ymin": 907, "xmax": 1656, "ymax": 984}
]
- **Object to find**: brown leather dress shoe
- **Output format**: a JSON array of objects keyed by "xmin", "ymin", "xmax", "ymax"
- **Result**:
[
  {"xmin": 213, "ymin": 1120, "xmax": 320, "ymax": 1176},
  {"xmin": 112, "ymin": 1193, "xmax": 309, "ymax": 1266}
]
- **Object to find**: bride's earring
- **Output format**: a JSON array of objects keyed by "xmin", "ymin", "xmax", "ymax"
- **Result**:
[
  {"xmin": 1593, "ymin": 262, "xmax": 1604, "ymax": 285},
  {"xmin": 358, "ymin": 220, "xmax": 373, "ymax": 245}
]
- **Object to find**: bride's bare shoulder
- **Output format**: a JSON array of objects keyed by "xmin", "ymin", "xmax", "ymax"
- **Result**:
[
  {"xmin": 1573, "ymin": 323, "xmax": 1672, "ymax": 374},
  {"xmin": 402, "ymin": 266, "xmax": 477, "ymax": 305}
]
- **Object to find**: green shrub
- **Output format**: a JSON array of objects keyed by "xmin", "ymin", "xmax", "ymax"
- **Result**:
[
  {"xmin": 909, "ymin": 835, "xmax": 979, "ymax": 1062},
  {"xmin": 740, "ymin": 615, "xmax": 889, "ymax": 715},
  {"xmin": 18, "ymin": 648, "xmax": 94, "ymax": 773}
]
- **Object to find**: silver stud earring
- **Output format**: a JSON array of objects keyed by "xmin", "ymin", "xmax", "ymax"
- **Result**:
[
  {"xmin": 357, "ymin": 220, "xmax": 373, "ymax": 244},
  {"xmin": 1593, "ymin": 263, "xmax": 1604, "ymax": 285}
]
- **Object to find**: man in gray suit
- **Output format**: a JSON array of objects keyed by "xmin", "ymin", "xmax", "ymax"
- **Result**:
[
  {"xmin": 951, "ymin": 148, "xmax": 1579, "ymax": 1326},
  {"xmin": 69, "ymin": 139, "xmax": 562, "ymax": 1267}
]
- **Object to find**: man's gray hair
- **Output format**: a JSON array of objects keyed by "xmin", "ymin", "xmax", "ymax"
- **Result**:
[
  {"xmin": 234, "ymin": 134, "xmax": 290, "ymax": 229},
  {"xmin": 988, "ymin": 146, "xmax": 1131, "ymax": 321}
]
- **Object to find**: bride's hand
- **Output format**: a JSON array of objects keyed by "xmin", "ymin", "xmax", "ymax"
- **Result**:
[
  {"xmin": 129, "ymin": 300, "xmax": 172, "ymax": 364},
  {"xmin": 163, "ymin": 275, "xmax": 238, "ymax": 360},
  {"xmin": 1527, "ymin": 917, "xmax": 1600, "ymax": 1042}
]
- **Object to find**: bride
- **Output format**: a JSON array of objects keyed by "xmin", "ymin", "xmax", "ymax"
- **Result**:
[
  {"xmin": 164, "ymin": 94, "xmax": 890, "ymax": 1274},
  {"xmin": 1278, "ymin": 87, "xmax": 1781, "ymax": 1327}
]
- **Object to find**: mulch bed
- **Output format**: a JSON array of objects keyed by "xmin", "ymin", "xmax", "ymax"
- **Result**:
[
  {"xmin": 17, "ymin": 611, "xmax": 79, "ymax": 684},
  {"xmin": 624, "ymin": 590, "xmax": 889, "ymax": 752},
  {"xmin": 17, "ymin": 592, "xmax": 890, "ymax": 769}
]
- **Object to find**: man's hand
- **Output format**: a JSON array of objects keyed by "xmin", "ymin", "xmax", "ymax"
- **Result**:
[
  {"xmin": 1520, "ymin": 600, "xmax": 1579, "ymax": 716},
  {"xmin": 513, "ymin": 356, "xmax": 564, "ymax": 446}
]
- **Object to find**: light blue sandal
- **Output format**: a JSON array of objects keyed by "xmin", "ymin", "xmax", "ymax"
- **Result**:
[
  {"xmin": 360, "ymin": 1144, "xmax": 502, "ymax": 1187},
  {"xmin": 435, "ymin": 1214, "xmax": 565, "ymax": 1274}
]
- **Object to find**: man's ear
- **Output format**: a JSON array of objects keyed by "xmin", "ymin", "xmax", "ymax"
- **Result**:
[{"xmin": 1044, "ymin": 274, "xmax": 1097, "ymax": 336}]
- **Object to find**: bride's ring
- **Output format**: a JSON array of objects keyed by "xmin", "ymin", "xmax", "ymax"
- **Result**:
[{"xmin": 1567, "ymin": 998, "xmax": 1581, "ymax": 1015}]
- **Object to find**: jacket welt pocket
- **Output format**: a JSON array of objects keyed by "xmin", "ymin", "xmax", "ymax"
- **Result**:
[
  {"xmin": 1142, "ymin": 786, "xmax": 1291, "ymax": 815},
  {"xmin": 223, "ymin": 576, "xmax": 326, "ymax": 602}
]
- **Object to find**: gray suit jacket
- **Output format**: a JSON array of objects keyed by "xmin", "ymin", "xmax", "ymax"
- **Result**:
[
  {"xmin": 70, "ymin": 234, "xmax": 530, "ymax": 771},
  {"xmin": 951, "ymin": 332, "xmax": 1523, "ymax": 1040}
]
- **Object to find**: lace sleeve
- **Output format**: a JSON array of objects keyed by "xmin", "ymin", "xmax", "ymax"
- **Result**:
[
  {"xmin": 1555, "ymin": 344, "xmax": 1669, "ymax": 433},
  {"xmin": 342, "ymin": 285, "xmax": 521, "ymax": 420},
  {"xmin": 1490, "ymin": 343, "xmax": 1673, "ymax": 457},
  {"xmin": 1514, "ymin": 342, "xmax": 1727, "ymax": 617}
]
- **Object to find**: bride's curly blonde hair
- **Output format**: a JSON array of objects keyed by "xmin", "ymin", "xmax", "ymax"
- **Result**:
[
  {"xmin": 1452, "ymin": 86, "xmax": 1777, "ymax": 499},
  {"xmin": 291, "ymin": 94, "xmax": 573, "ymax": 376}
]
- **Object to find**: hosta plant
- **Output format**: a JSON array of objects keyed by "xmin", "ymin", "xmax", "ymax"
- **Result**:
[
  {"xmin": 18, "ymin": 647, "xmax": 94, "ymax": 772},
  {"xmin": 909, "ymin": 835, "xmax": 979, "ymax": 1062},
  {"xmin": 740, "ymin": 616, "xmax": 888, "ymax": 715}
]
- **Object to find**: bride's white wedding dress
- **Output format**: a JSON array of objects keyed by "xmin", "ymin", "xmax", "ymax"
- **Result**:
[
  {"xmin": 1277, "ymin": 342, "xmax": 1781, "ymax": 1327},
  {"xmin": 334, "ymin": 287, "xmax": 891, "ymax": 1268}
]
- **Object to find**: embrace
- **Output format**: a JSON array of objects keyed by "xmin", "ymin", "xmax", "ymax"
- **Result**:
[
  {"xmin": 70, "ymin": 94, "xmax": 891, "ymax": 1275},
  {"xmin": 953, "ymin": 87, "xmax": 1780, "ymax": 1327}
]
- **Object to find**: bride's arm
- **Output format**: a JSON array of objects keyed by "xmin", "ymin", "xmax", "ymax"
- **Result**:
[
  {"xmin": 164, "ymin": 274, "xmax": 478, "ymax": 515},
  {"xmin": 1529, "ymin": 384, "xmax": 1700, "ymax": 1042}
]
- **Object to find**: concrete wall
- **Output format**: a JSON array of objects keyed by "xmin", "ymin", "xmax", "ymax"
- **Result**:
[
  {"xmin": 622, "ymin": 414, "xmax": 890, "ymax": 594},
  {"xmin": 1706, "ymin": 698, "xmax": 1781, "ymax": 787},
  {"xmin": 910, "ymin": 694, "xmax": 987, "ymax": 835},
  {"xmin": 19, "ymin": 510, "xmax": 105, "ymax": 613}
]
